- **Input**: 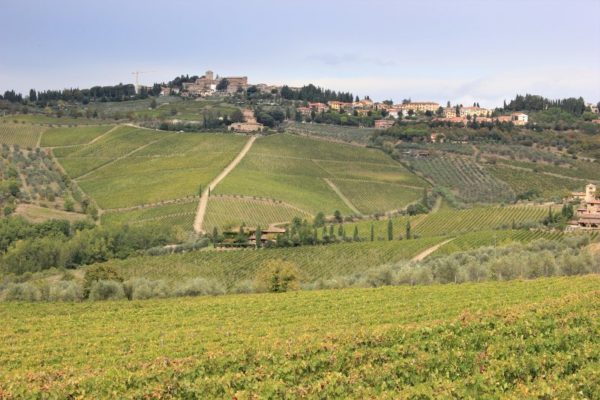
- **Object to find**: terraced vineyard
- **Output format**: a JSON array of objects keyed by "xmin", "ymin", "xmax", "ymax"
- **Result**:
[
  {"xmin": 403, "ymin": 155, "xmax": 515, "ymax": 203},
  {"xmin": 40, "ymin": 124, "xmax": 114, "ymax": 147},
  {"xmin": 95, "ymin": 237, "xmax": 446, "ymax": 288},
  {"xmin": 1, "ymin": 276, "xmax": 598, "ymax": 398},
  {"xmin": 0, "ymin": 122, "xmax": 45, "ymax": 147},
  {"xmin": 203, "ymin": 196, "xmax": 312, "ymax": 232}
]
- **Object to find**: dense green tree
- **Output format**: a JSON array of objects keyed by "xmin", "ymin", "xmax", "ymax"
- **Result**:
[{"xmin": 387, "ymin": 219, "xmax": 393, "ymax": 241}]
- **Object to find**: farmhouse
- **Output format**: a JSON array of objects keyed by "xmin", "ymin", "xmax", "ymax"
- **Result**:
[
  {"xmin": 229, "ymin": 108, "xmax": 264, "ymax": 132},
  {"xmin": 374, "ymin": 119, "xmax": 395, "ymax": 129},
  {"xmin": 219, "ymin": 226, "xmax": 287, "ymax": 247},
  {"xmin": 328, "ymin": 101, "xmax": 353, "ymax": 112},
  {"xmin": 568, "ymin": 183, "xmax": 600, "ymax": 230}
]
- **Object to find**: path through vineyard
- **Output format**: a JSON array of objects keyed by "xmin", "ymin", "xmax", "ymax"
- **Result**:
[
  {"xmin": 194, "ymin": 135, "xmax": 256, "ymax": 233},
  {"xmin": 411, "ymin": 238, "xmax": 454, "ymax": 261}
]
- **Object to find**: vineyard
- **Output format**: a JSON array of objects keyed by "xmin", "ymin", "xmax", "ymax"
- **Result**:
[
  {"xmin": 341, "ymin": 204, "xmax": 549, "ymax": 240},
  {"xmin": 63, "ymin": 131, "xmax": 246, "ymax": 209},
  {"xmin": 284, "ymin": 121, "xmax": 376, "ymax": 144},
  {"xmin": 215, "ymin": 133, "xmax": 427, "ymax": 217},
  {"xmin": 328, "ymin": 178, "xmax": 423, "ymax": 214},
  {"xmin": 94, "ymin": 237, "xmax": 446, "ymax": 288},
  {"xmin": 0, "ymin": 122, "xmax": 45, "ymax": 147},
  {"xmin": 1, "ymin": 276, "xmax": 598, "ymax": 398},
  {"xmin": 486, "ymin": 164, "xmax": 585, "ymax": 200},
  {"xmin": 101, "ymin": 200, "xmax": 198, "ymax": 231},
  {"xmin": 40, "ymin": 125, "xmax": 114, "ymax": 147},
  {"xmin": 432, "ymin": 229, "xmax": 566, "ymax": 256},
  {"xmin": 203, "ymin": 196, "xmax": 312, "ymax": 232},
  {"xmin": 403, "ymin": 155, "xmax": 516, "ymax": 203}
]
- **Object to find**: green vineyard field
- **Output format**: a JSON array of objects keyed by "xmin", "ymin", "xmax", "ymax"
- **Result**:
[
  {"xmin": 0, "ymin": 123, "xmax": 45, "ymax": 147},
  {"xmin": 1, "ymin": 276, "xmax": 598, "ymax": 398},
  {"xmin": 95, "ymin": 237, "xmax": 446, "ymax": 287},
  {"xmin": 341, "ymin": 205, "xmax": 549, "ymax": 240},
  {"xmin": 40, "ymin": 125, "xmax": 114, "ymax": 147},
  {"xmin": 204, "ymin": 196, "xmax": 311, "ymax": 232},
  {"xmin": 404, "ymin": 155, "xmax": 515, "ymax": 203}
]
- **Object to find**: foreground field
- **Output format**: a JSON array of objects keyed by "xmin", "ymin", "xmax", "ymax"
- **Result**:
[{"xmin": 1, "ymin": 276, "xmax": 597, "ymax": 398}]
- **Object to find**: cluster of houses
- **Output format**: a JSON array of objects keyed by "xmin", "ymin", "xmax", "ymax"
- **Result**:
[
  {"xmin": 296, "ymin": 98, "xmax": 529, "ymax": 128},
  {"xmin": 160, "ymin": 70, "xmax": 278, "ymax": 97},
  {"xmin": 568, "ymin": 183, "xmax": 600, "ymax": 231}
]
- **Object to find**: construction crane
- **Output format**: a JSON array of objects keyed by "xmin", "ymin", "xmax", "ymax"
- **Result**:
[{"xmin": 131, "ymin": 71, "xmax": 154, "ymax": 93}]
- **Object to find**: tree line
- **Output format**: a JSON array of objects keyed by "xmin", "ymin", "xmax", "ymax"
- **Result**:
[
  {"xmin": 280, "ymin": 84, "xmax": 353, "ymax": 103},
  {"xmin": 504, "ymin": 94, "xmax": 588, "ymax": 116}
]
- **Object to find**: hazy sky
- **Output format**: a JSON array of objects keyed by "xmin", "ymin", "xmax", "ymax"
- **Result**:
[{"xmin": 2, "ymin": 0, "xmax": 599, "ymax": 107}]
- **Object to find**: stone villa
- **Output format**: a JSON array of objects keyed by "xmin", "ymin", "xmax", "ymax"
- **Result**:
[{"xmin": 568, "ymin": 183, "xmax": 600, "ymax": 230}]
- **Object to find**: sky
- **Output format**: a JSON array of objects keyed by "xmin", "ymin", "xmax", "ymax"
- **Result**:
[{"xmin": 1, "ymin": 0, "xmax": 599, "ymax": 108}]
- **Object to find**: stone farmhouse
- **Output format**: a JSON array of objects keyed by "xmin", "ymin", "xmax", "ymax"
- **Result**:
[
  {"xmin": 568, "ymin": 183, "xmax": 600, "ymax": 230},
  {"xmin": 228, "ymin": 108, "xmax": 264, "ymax": 133}
]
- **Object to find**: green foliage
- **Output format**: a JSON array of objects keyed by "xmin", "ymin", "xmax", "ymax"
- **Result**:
[
  {"xmin": 88, "ymin": 280, "xmax": 125, "ymax": 301},
  {"xmin": 83, "ymin": 265, "xmax": 123, "ymax": 298},
  {"xmin": 0, "ymin": 276, "xmax": 598, "ymax": 397},
  {"xmin": 254, "ymin": 260, "xmax": 302, "ymax": 293}
]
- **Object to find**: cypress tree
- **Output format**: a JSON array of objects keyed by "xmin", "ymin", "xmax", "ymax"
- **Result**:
[
  {"xmin": 387, "ymin": 219, "xmax": 393, "ymax": 241},
  {"xmin": 370, "ymin": 223, "xmax": 374, "ymax": 241},
  {"xmin": 353, "ymin": 226, "xmax": 359, "ymax": 241},
  {"xmin": 406, "ymin": 220, "xmax": 411, "ymax": 239},
  {"xmin": 255, "ymin": 226, "xmax": 262, "ymax": 249}
]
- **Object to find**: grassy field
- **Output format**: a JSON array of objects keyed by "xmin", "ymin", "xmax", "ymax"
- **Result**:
[
  {"xmin": 14, "ymin": 204, "xmax": 88, "ymax": 223},
  {"xmin": 90, "ymin": 237, "xmax": 445, "ymax": 288},
  {"xmin": 204, "ymin": 196, "xmax": 312, "ymax": 232},
  {"xmin": 215, "ymin": 134, "xmax": 427, "ymax": 216},
  {"xmin": 0, "ymin": 122, "xmax": 45, "ymax": 147},
  {"xmin": 40, "ymin": 125, "xmax": 114, "ymax": 147},
  {"xmin": 0, "ymin": 115, "xmax": 111, "ymax": 125},
  {"xmin": 1, "ymin": 275, "xmax": 598, "ymax": 398}
]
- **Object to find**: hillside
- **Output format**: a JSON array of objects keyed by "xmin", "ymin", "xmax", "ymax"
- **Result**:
[{"xmin": 1, "ymin": 275, "xmax": 598, "ymax": 398}]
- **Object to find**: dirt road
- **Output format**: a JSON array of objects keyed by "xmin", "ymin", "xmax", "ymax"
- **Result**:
[{"xmin": 193, "ymin": 136, "xmax": 256, "ymax": 233}]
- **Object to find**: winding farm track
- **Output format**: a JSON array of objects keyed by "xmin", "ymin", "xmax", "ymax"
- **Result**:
[
  {"xmin": 194, "ymin": 136, "xmax": 256, "ymax": 233},
  {"xmin": 323, "ymin": 178, "xmax": 362, "ymax": 215},
  {"xmin": 411, "ymin": 238, "xmax": 455, "ymax": 262}
]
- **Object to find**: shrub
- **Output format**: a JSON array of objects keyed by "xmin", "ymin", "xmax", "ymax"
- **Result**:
[
  {"xmin": 174, "ymin": 278, "xmax": 225, "ymax": 297},
  {"xmin": 123, "ymin": 278, "xmax": 170, "ymax": 300},
  {"xmin": 254, "ymin": 260, "xmax": 302, "ymax": 293},
  {"xmin": 88, "ymin": 280, "xmax": 125, "ymax": 301},
  {"xmin": 83, "ymin": 265, "xmax": 123, "ymax": 298},
  {"xmin": 2, "ymin": 283, "xmax": 41, "ymax": 301},
  {"xmin": 47, "ymin": 281, "xmax": 83, "ymax": 301}
]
